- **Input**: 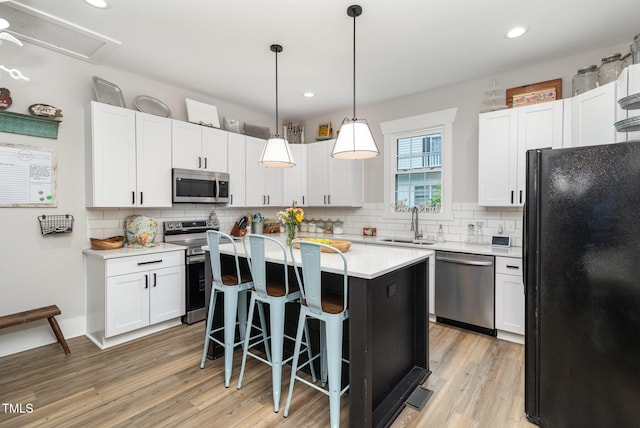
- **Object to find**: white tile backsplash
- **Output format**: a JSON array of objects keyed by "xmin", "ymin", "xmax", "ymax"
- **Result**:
[{"xmin": 86, "ymin": 202, "xmax": 523, "ymax": 247}]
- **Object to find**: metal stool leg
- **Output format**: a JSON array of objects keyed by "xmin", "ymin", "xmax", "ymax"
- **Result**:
[
  {"xmin": 223, "ymin": 287, "xmax": 239, "ymax": 388},
  {"xmin": 320, "ymin": 320, "xmax": 328, "ymax": 386},
  {"xmin": 269, "ymin": 299, "xmax": 286, "ymax": 412},
  {"xmin": 200, "ymin": 289, "xmax": 218, "ymax": 369},
  {"xmin": 283, "ymin": 309, "xmax": 308, "ymax": 418},
  {"xmin": 237, "ymin": 292, "xmax": 258, "ymax": 389},
  {"xmin": 325, "ymin": 316, "xmax": 344, "ymax": 428}
]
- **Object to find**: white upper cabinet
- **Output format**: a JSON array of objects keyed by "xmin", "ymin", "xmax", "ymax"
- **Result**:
[
  {"xmin": 306, "ymin": 140, "xmax": 364, "ymax": 207},
  {"xmin": 306, "ymin": 141, "xmax": 329, "ymax": 206},
  {"xmin": 135, "ymin": 112, "xmax": 173, "ymax": 207},
  {"xmin": 244, "ymin": 136, "xmax": 284, "ymax": 207},
  {"xmin": 87, "ymin": 102, "xmax": 171, "ymax": 208},
  {"xmin": 172, "ymin": 121, "xmax": 228, "ymax": 172},
  {"xmin": 478, "ymin": 100, "xmax": 563, "ymax": 207},
  {"xmin": 227, "ymin": 132, "xmax": 246, "ymax": 207},
  {"xmin": 568, "ymin": 81, "xmax": 617, "ymax": 147},
  {"xmin": 283, "ymin": 144, "xmax": 307, "ymax": 206}
]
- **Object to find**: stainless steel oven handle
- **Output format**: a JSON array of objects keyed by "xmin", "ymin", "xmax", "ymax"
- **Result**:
[
  {"xmin": 436, "ymin": 256, "xmax": 493, "ymax": 266},
  {"xmin": 187, "ymin": 255, "xmax": 206, "ymax": 264}
]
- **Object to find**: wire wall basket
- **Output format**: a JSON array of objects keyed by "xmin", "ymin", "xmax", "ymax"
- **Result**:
[{"xmin": 38, "ymin": 214, "xmax": 74, "ymax": 236}]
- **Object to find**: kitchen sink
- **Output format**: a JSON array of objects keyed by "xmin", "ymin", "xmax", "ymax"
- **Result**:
[{"xmin": 378, "ymin": 238, "xmax": 436, "ymax": 246}]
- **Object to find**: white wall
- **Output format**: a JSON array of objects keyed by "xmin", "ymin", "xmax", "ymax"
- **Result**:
[{"xmin": 0, "ymin": 38, "xmax": 629, "ymax": 357}]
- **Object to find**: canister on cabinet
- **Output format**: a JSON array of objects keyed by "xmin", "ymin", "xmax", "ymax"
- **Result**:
[
  {"xmin": 598, "ymin": 53, "xmax": 622, "ymax": 86},
  {"xmin": 632, "ymin": 33, "xmax": 640, "ymax": 64},
  {"xmin": 572, "ymin": 65, "xmax": 598, "ymax": 96}
]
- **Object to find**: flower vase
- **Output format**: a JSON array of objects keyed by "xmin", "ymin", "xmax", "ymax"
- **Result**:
[{"xmin": 286, "ymin": 223, "xmax": 297, "ymax": 246}]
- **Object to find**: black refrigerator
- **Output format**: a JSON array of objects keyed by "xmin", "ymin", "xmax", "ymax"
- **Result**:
[{"xmin": 524, "ymin": 141, "xmax": 640, "ymax": 427}]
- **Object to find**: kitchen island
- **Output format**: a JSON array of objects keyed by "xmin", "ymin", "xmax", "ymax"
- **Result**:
[{"xmin": 207, "ymin": 238, "xmax": 433, "ymax": 428}]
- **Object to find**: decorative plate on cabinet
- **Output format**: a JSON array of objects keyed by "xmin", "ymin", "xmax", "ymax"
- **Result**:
[
  {"xmin": 614, "ymin": 115, "xmax": 640, "ymax": 132},
  {"xmin": 92, "ymin": 76, "xmax": 125, "ymax": 107},
  {"xmin": 618, "ymin": 93, "xmax": 640, "ymax": 110},
  {"xmin": 134, "ymin": 95, "xmax": 171, "ymax": 118}
]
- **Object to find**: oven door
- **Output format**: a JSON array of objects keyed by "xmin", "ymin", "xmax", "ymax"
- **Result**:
[{"xmin": 184, "ymin": 254, "xmax": 207, "ymax": 324}]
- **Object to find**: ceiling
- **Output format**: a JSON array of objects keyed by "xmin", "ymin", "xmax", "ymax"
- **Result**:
[{"xmin": 3, "ymin": 0, "xmax": 640, "ymax": 119}]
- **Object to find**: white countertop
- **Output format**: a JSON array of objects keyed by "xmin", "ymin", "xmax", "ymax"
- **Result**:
[
  {"xmin": 294, "ymin": 232, "xmax": 522, "ymax": 259},
  {"xmin": 82, "ymin": 242, "xmax": 187, "ymax": 260},
  {"xmin": 205, "ymin": 235, "xmax": 433, "ymax": 280}
]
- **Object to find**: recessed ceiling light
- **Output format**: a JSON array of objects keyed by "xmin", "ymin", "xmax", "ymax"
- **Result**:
[
  {"xmin": 303, "ymin": 92, "xmax": 315, "ymax": 98},
  {"xmin": 507, "ymin": 27, "xmax": 527, "ymax": 39},
  {"xmin": 84, "ymin": 0, "xmax": 109, "ymax": 9}
]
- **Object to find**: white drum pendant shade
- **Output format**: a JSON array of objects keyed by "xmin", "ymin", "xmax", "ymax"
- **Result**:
[
  {"xmin": 258, "ymin": 136, "xmax": 295, "ymax": 167},
  {"xmin": 259, "ymin": 43, "xmax": 295, "ymax": 168},
  {"xmin": 332, "ymin": 119, "xmax": 379, "ymax": 159},
  {"xmin": 331, "ymin": 5, "xmax": 379, "ymax": 160}
]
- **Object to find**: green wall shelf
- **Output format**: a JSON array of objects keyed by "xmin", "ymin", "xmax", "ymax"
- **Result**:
[{"xmin": 0, "ymin": 110, "xmax": 60, "ymax": 139}]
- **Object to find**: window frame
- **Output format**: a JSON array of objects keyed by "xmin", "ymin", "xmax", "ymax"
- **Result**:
[{"xmin": 380, "ymin": 108, "xmax": 457, "ymax": 220}]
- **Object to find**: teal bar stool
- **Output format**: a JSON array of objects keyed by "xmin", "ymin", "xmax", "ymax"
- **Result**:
[
  {"xmin": 237, "ymin": 234, "xmax": 316, "ymax": 413},
  {"xmin": 284, "ymin": 241, "xmax": 350, "ymax": 428},
  {"xmin": 200, "ymin": 230, "xmax": 270, "ymax": 388}
]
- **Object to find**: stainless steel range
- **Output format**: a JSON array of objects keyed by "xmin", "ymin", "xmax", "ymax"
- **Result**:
[{"xmin": 164, "ymin": 217, "xmax": 219, "ymax": 324}]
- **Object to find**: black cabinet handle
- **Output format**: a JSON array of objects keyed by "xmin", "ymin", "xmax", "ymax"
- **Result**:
[
  {"xmin": 198, "ymin": 157, "xmax": 202, "ymax": 169},
  {"xmin": 144, "ymin": 274, "xmax": 148, "ymax": 289},
  {"xmin": 519, "ymin": 190, "xmax": 523, "ymax": 204},
  {"xmin": 137, "ymin": 259, "xmax": 163, "ymax": 266},
  {"xmin": 153, "ymin": 273, "xmax": 157, "ymax": 287},
  {"xmin": 230, "ymin": 194, "xmax": 233, "ymax": 205},
  {"xmin": 204, "ymin": 158, "xmax": 208, "ymax": 169},
  {"xmin": 140, "ymin": 192, "xmax": 143, "ymax": 205},
  {"xmin": 132, "ymin": 191, "xmax": 135, "ymax": 205},
  {"xmin": 328, "ymin": 195, "xmax": 331, "ymax": 205},
  {"xmin": 506, "ymin": 265, "xmax": 520, "ymax": 269},
  {"xmin": 302, "ymin": 195, "xmax": 305, "ymax": 205},
  {"xmin": 267, "ymin": 195, "xmax": 270, "ymax": 205},
  {"xmin": 511, "ymin": 191, "xmax": 514, "ymax": 204}
]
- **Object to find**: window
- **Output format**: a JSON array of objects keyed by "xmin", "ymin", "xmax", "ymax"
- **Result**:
[
  {"xmin": 381, "ymin": 108, "xmax": 457, "ymax": 220},
  {"xmin": 395, "ymin": 133, "xmax": 442, "ymax": 211}
]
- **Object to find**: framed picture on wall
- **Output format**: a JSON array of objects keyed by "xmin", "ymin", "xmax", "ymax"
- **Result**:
[
  {"xmin": 316, "ymin": 122, "xmax": 332, "ymax": 140},
  {"xmin": 506, "ymin": 78, "xmax": 562, "ymax": 108}
]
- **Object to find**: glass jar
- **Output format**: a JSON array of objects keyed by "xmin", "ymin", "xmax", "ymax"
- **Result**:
[
  {"xmin": 632, "ymin": 33, "xmax": 640, "ymax": 64},
  {"xmin": 299, "ymin": 219, "xmax": 308, "ymax": 232},
  {"xmin": 598, "ymin": 53, "xmax": 622, "ymax": 86},
  {"xmin": 324, "ymin": 219, "xmax": 334, "ymax": 234},
  {"xmin": 622, "ymin": 50, "xmax": 633, "ymax": 70},
  {"xmin": 316, "ymin": 220, "xmax": 326, "ymax": 234},
  {"xmin": 333, "ymin": 219, "xmax": 344, "ymax": 235},
  {"xmin": 572, "ymin": 65, "xmax": 598, "ymax": 96},
  {"xmin": 307, "ymin": 218, "xmax": 317, "ymax": 233}
]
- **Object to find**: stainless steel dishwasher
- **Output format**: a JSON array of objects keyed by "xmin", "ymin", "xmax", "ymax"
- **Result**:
[{"xmin": 435, "ymin": 251, "xmax": 496, "ymax": 336}]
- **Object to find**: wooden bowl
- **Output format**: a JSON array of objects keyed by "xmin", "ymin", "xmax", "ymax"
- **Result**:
[
  {"xmin": 90, "ymin": 236, "xmax": 125, "ymax": 250},
  {"xmin": 293, "ymin": 238, "xmax": 352, "ymax": 253}
]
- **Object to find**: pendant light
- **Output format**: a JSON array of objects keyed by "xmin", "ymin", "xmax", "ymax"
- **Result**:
[
  {"xmin": 259, "ymin": 44, "xmax": 295, "ymax": 168},
  {"xmin": 331, "ymin": 4, "xmax": 379, "ymax": 160}
]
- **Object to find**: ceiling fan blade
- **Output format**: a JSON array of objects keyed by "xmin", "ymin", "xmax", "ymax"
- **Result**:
[{"xmin": 0, "ymin": 32, "xmax": 23, "ymax": 46}]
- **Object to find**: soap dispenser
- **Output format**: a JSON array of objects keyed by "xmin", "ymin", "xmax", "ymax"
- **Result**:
[{"xmin": 436, "ymin": 224, "xmax": 446, "ymax": 242}]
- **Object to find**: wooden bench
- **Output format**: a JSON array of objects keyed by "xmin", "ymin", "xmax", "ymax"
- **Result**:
[{"xmin": 0, "ymin": 305, "xmax": 71, "ymax": 355}]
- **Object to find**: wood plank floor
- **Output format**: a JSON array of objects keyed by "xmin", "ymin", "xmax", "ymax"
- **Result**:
[{"xmin": 0, "ymin": 322, "xmax": 536, "ymax": 427}]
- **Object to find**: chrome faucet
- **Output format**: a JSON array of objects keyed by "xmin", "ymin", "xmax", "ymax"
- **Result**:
[{"xmin": 410, "ymin": 207, "xmax": 423, "ymax": 240}]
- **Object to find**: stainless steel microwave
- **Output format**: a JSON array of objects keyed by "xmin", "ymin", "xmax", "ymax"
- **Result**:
[{"xmin": 172, "ymin": 168, "xmax": 230, "ymax": 204}]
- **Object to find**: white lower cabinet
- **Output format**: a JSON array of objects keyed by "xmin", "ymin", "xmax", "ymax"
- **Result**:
[
  {"xmin": 495, "ymin": 256, "xmax": 524, "ymax": 340},
  {"xmin": 85, "ymin": 248, "xmax": 185, "ymax": 349}
]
